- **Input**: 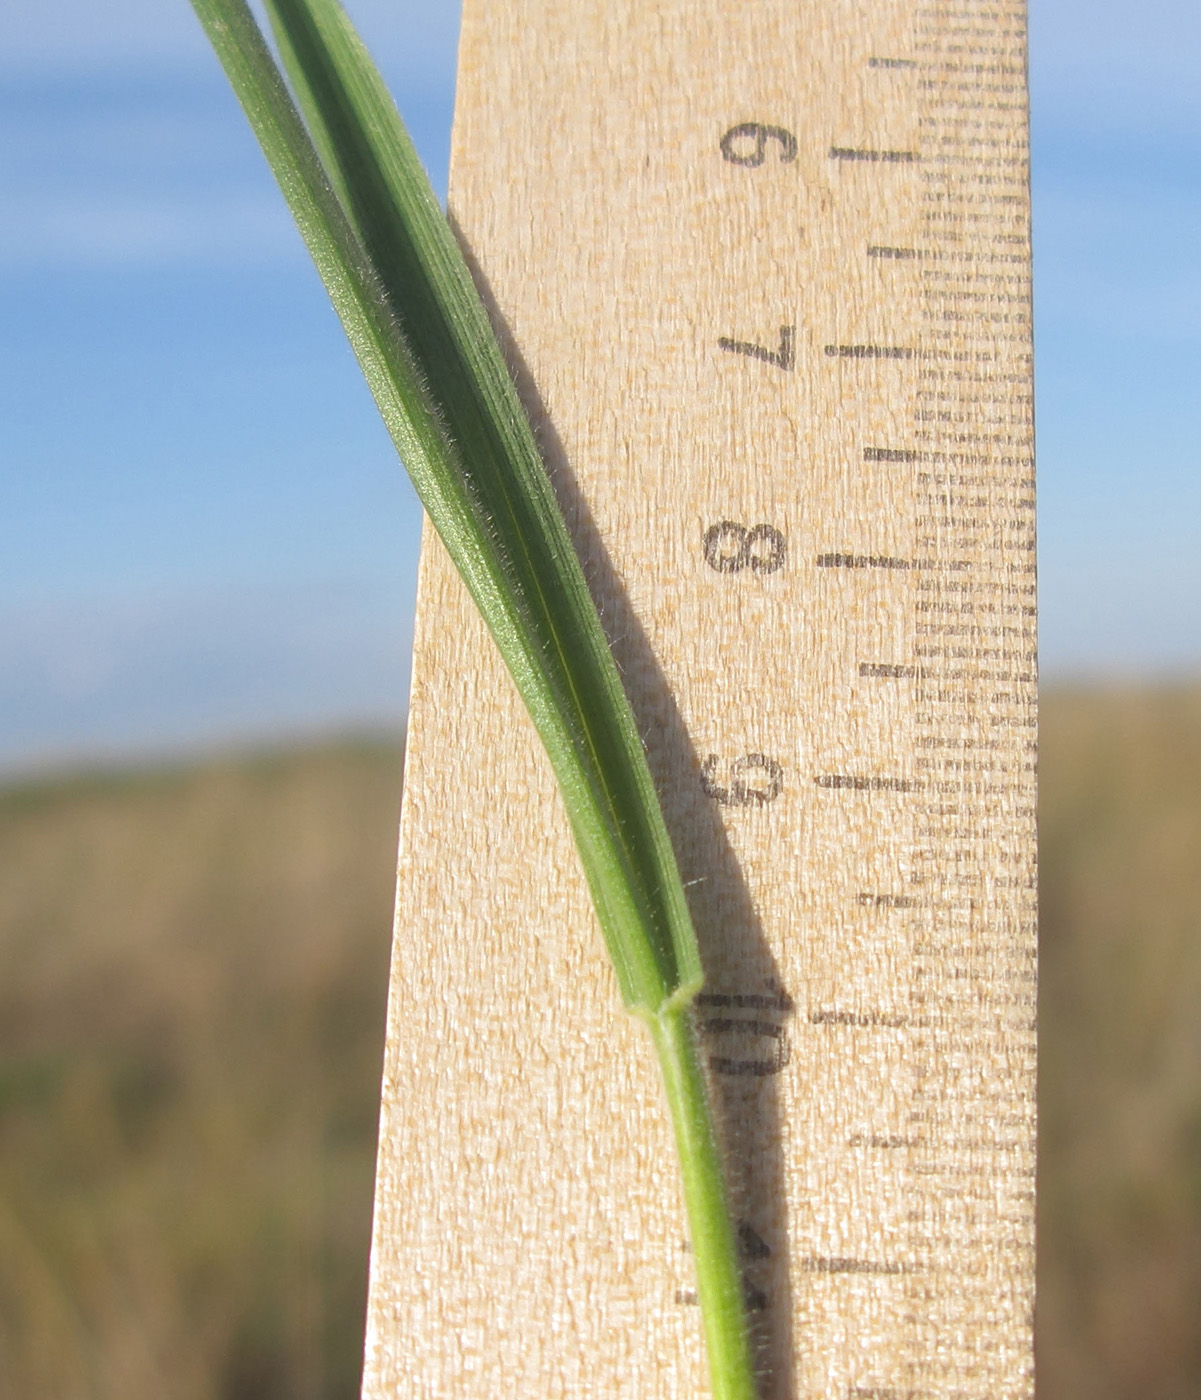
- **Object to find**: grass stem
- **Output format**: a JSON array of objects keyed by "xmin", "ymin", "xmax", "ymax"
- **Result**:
[
  {"xmin": 187, "ymin": 0, "xmax": 756, "ymax": 1392},
  {"xmin": 649, "ymin": 1009, "xmax": 757, "ymax": 1400}
]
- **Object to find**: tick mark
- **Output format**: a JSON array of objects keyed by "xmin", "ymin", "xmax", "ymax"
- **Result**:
[
  {"xmin": 704, "ymin": 1018, "xmax": 785, "ymax": 1041},
  {"xmin": 815, "ymin": 773, "xmax": 917, "ymax": 792},
  {"xmin": 847, "ymin": 1134, "xmax": 923, "ymax": 1149},
  {"xmin": 696, "ymin": 989, "xmax": 795, "ymax": 1013},
  {"xmin": 859, "ymin": 662, "xmax": 917, "ymax": 678},
  {"xmin": 857, "ymin": 892, "xmax": 918, "ymax": 908},
  {"xmin": 810, "ymin": 1009, "xmax": 909, "ymax": 1028},
  {"xmin": 703, "ymin": 1016, "xmax": 790, "ymax": 1077},
  {"xmin": 817, "ymin": 552, "xmax": 911, "ymax": 569},
  {"xmin": 830, "ymin": 147, "xmax": 919, "ymax": 163},
  {"xmin": 801, "ymin": 1255, "xmax": 907, "ymax": 1275},
  {"xmin": 825, "ymin": 343, "xmax": 914, "ymax": 359}
]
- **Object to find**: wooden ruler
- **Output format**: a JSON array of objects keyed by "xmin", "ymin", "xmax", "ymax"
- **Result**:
[{"xmin": 363, "ymin": 0, "xmax": 1036, "ymax": 1395}]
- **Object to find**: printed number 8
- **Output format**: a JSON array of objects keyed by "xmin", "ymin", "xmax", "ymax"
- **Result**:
[{"xmin": 703, "ymin": 521, "xmax": 787, "ymax": 574}]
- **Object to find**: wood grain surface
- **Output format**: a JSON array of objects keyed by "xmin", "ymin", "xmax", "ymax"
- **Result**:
[{"xmin": 363, "ymin": 1, "xmax": 1036, "ymax": 1395}]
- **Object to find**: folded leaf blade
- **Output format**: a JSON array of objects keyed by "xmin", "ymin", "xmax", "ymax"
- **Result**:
[
  {"xmin": 188, "ymin": 2, "xmax": 757, "ymax": 1393},
  {"xmin": 190, "ymin": 0, "xmax": 701, "ymax": 1015}
]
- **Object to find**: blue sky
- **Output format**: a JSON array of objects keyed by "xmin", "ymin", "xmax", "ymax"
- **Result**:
[{"xmin": 1, "ymin": 0, "xmax": 1198, "ymax": 774}]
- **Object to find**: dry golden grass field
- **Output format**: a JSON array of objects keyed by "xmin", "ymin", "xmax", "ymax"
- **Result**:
[
  {"xmin": 1, "ymin": 685, "xmax": 1199, "ymax": 1398},
  {"xmin": 1038, "ymin": 685, "xmax": 1201, "ymax": 1399},
  {"xmin": 0, "ymin": 741, "xmax": 404, "ymax": 1400}
]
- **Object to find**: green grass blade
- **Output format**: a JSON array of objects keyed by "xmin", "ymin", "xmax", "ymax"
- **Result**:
[
  {"xmin": 189, "ymin": 3, "xmax": 755, "ymax": 1394},
  {"xmin": 191, "ymin": 0, "xmax": 699, "ymax": 1013},
  {"xmin": 264, "ymin": 0, "xmax": 709, "ymax": 1017}
]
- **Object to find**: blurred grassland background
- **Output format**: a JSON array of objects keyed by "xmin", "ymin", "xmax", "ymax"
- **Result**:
[
  {"xmin": 0, "ymin": 685, "xmax": 1198, "ymax": 1398},
  {"xmin": 0, "ymin": 740, "xmax": 402, "ymax": 1400},
  {"xmin": 3, "ymin": 0, "xmax": 1199, "ymax": 1396}
]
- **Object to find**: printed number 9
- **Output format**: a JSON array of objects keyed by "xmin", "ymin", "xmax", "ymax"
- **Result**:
[{"xmin": 720, "ymin": 122, "xmax": 798, "ymax": 167}]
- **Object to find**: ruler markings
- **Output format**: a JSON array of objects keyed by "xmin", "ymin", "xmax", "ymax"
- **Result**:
[
  {"xmin": 823, "ymin": 344, "xmax": 915, "ymax": 358},
  {"xmin": 864, "ymin": 447, "xmax": 920, "ymax": 462},
  {"xmin": 848, "ymin": 1136, "xmax": 926, "ymax": 1149},
  {"xmin": 364, "ymin": 0, "xmax": 1035, "ymax": 1395},
  {"xmin": 860, "ymin": 663, "xmax": 919, "ymax": 678},
  {"xmin": 800, "ymin": 1257, "xmax": 912, "ymax": 1277},
  {"xmin": 817, "ymin": 554, "xmax": 915, "ymax": 569},
  {"xmin": 814, "ymin": 774, "xmax": 918, "ymax": 792},
  {"xmin": 829, "ymin": 148, "xmax": 922, "ymax": 163}
]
